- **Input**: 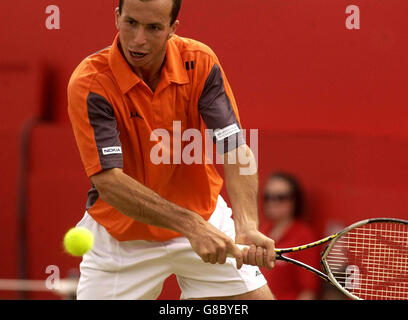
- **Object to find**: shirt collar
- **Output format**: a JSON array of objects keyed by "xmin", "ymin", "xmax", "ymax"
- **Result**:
[
  {"xmin": 109, "ymin": 33, "xmax": 141, "ymax": 94},
  {"xmin": 109, "ymin": 33, "xmax": 189, "ymax": 94},
  {"xmin": 162, "ymin": 35, "xmax": 190, "ymax": 85}
]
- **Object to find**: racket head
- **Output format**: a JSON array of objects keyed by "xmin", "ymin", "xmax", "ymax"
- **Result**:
[{"xmin": 322, "ymin": 218, "xmax": 408, "ymax": 300}]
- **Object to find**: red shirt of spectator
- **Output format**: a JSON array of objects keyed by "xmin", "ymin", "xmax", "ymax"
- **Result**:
[
  {"xmin": 260, "ymin": 172, "xmax": 321, "ymax": 300},
  {"xmin": 261, "ymin": 220, "xmax": 321, "ymax": 300}
]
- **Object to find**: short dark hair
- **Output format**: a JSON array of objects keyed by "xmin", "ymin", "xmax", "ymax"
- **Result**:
[
  {"xmin": 265, "ymin": 172, "xmax": 304, "ymax": 218},
  {"xmin": 119, "ymin": 0, "xmax": 182, "ymax": 26}
]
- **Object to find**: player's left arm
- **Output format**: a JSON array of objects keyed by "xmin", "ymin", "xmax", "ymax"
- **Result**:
[
  {"xmin": 197, "ymin": 53, "xmax": 275, "ymax": 269},
  {"xmin": 223, "ymin": 144, "xmax": 276, "ymax": 270}
]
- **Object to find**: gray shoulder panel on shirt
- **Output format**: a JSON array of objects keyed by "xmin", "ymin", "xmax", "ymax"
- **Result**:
[
  {"xmin": 198, "ymin": 64, "xmax": 245, "ymax": 153},
  {"xmin": 87, "ymin": 92, "xmax": 124, "ymax": 170}
]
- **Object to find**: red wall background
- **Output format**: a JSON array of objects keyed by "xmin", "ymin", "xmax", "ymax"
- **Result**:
[{"xmin": 1, "ymin": 0, "xmax": 407, "ymax": 299}]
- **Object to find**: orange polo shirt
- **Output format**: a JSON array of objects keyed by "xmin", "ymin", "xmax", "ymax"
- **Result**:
[{"xmin": 68, "ymin": 33, "xmax": 244, "ymax": 241}]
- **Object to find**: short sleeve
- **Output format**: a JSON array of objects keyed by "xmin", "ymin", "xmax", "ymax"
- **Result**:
[
  {"xmin": 198, "ymin": 63, "xmax": 245, "ymax": 154},
  {"xmin": 68, "ymin": 75, "xmax": 123, "ymax": 177}
]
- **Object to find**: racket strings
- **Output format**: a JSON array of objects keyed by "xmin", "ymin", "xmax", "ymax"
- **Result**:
[{"xmin": 325, "ymin": 222, "xmax": 408, "ymax": 300}]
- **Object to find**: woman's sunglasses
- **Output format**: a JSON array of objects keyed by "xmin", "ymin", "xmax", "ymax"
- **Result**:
[{"xmin": 263, "ymin": 193, "xmax": 293, "ymax": 203}]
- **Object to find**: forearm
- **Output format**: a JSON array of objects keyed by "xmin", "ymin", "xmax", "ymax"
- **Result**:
[
  {"xmin": 223, "ymin": 145, "xmax": 276, "ymax": 269},
  {"xmin": 91, "ymin": 168, "xmax": 204, "ymax": 238},
  {"xmin": 223, "ymin": 144, "xmax": 259, "ymax": 233}
]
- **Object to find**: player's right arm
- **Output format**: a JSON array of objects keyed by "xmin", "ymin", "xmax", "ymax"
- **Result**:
[
  {"xmin": 91, "ymin": 168, "xmax": 243, "ymax": 268},
  {"xmin": 67, "ymin": 71, "xmax": 243, "ymax": 268}
]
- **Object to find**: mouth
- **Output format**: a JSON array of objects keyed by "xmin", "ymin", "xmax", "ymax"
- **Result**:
[{"xmin": 129, "ymin": 50, "xmax": 148, "ymax": 60}]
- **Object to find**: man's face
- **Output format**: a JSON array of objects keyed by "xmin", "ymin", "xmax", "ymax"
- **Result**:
[{"xmin": 115, "ymin": 0, "xmax": 178, "ymax": 69}]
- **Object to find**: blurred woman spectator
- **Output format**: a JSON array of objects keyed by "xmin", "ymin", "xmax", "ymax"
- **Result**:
[{"xmin": 260, "ymin": 172, "xmax": 321, "ymax": 300}]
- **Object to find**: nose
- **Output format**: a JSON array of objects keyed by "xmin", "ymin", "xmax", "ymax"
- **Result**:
[{"xmin": 133, "ymin": 25, "xmax": 147, "ymax": 47}]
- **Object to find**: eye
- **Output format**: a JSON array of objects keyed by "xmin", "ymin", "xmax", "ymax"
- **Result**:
[
  {"xmin": 149, "ymin": 25, "xmax": 160, "ymax": 31},
  {"xmin": 127, "ymin": 19, "xmax": 136, "ymax": 25}
]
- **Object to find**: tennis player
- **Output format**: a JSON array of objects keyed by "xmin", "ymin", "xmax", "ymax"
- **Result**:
[{"xmin": 68, "ymin": 0, "xmax": 276, "ymax": 300}]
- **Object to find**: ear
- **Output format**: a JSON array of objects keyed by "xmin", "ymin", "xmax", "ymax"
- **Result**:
[
  {"xmin": 115, "ymin": 7, "xmax": 120, "ymax": 30},
  {"xmin": 168, "ymin": 20, "xmax": 179, "ymax": 39}
]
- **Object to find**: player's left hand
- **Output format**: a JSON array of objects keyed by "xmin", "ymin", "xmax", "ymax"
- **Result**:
[{"xmin": 235, "ymin": 229, "xmax": 276, "ymax": 270}]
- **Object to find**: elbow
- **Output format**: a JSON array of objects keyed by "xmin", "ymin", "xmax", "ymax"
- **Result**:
[
  {"xmin": 91, "ymin": 176, "xmax": 109, "ymax": 203},
  {"xmin": 93, "ymin": 180, "xmax": 109, "ymax": 203},
  {"xmin": 91, "ymin": 168, "xmax": 122, "ymax": 203}
]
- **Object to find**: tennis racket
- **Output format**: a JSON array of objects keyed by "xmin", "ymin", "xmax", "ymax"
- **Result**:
[{"xmin": 232, "ymin": 218, "xmax": 408, "ymax": 300}]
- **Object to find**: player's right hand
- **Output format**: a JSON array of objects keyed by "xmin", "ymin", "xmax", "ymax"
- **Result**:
[{"xmin": 187, "ymin": 220, "xmax": 244, "ymax": 269}]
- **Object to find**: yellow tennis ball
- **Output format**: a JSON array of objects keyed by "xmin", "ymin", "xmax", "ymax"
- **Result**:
[{"xmin": 63, "ymin": 227, "xmax": 94, "ymax": 257}]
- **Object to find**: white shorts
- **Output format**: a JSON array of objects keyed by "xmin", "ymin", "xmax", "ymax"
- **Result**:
[{"xmin": 76, "ymin": 196, "xmax": 267, "ymax": 300}]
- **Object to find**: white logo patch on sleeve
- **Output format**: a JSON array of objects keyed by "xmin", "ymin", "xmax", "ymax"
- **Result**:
[
  {"xmin": 213, "ymin": 124, "xmax": 240, "ymax": 141},
  {"xmin": 102, "ymin": 146, "xmax": 122, "ymax": 155}
]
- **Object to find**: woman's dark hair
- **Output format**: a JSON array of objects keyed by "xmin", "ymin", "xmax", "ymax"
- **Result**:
[
  {"xmin": 119, "ymin": 0, "xmax": 183, "ymax": 26},
  {"xmin": 265, "ymin": 172, "xmax": 304, "ymax": 218}
]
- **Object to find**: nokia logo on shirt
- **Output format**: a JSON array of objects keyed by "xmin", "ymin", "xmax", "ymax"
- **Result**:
[
  {"xmin": 102, "ymin": 146, "xmax": 122, "ymax": 155},
  {"xmin": 130, "ymin": 111, "xmax": 143, "ymax": 119}
]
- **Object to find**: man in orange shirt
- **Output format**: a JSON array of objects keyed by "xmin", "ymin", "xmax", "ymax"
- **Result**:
[{"xmin": 68, "ymin": 0, "xmax": 276, "ymax": 300}]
